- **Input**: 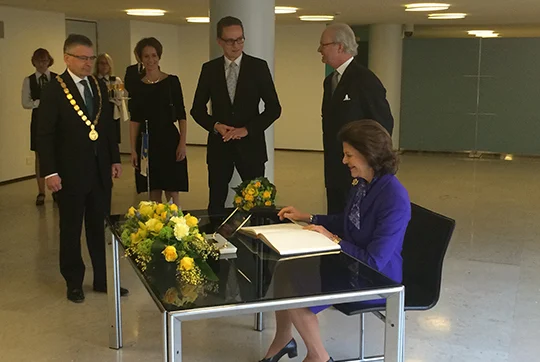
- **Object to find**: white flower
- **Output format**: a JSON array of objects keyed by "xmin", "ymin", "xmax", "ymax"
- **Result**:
[
  {"xmin": 170, "ymin": 216, "xmax": 183, "ymax": 225},
  {"xmin": 174, "ymin": 219, "xmax": 190, "ymax": 240}
]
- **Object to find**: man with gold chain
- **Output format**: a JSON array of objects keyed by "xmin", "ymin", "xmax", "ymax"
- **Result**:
[{"xmin": 37, "ymin": 34, "xmax": 128, "ymax": 303}]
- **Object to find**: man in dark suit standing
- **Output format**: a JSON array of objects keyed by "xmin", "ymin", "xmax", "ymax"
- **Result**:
[
  {"xmin": 319, "ymin": 23, "xmax": 394, "ymax": 214},
  {"xmin": 191, "ymin": 16, "xmax": 281, "ymax": 215},
  {"xmin": 123, "ymin": 47, "xmax": 145, "ymax": 98},
  {"xmin": 37, "ymin": 34, "xmax": 128, "ymax": 303}
]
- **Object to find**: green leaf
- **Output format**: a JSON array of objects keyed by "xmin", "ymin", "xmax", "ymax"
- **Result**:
[{"xmin": 197, "ymin": 260, "xmax": 219, "ymax": 282}]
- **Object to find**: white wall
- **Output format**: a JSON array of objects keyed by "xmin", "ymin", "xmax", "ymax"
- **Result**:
[
  {"xmin": 0, "ymin": 6, "xmax": 65, "ymax": 182},
  {"xmin": 274, "ymin": 23, "xmax": 326, "ymax": 151}
]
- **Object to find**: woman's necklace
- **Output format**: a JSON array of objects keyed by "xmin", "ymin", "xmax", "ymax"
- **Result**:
[{"xmin": 145, "ymin": 74, "xmax": 161, "ymax": 84}]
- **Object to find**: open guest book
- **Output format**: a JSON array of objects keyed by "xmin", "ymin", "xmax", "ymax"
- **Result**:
[{"xmin": 238, "ymin": 223, "xmax": 341, "ymax": 256}]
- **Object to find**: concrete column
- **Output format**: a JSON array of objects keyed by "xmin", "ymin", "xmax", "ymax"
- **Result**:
[
  {"xmin": 368, "ymin": 24, "xmax": 403, "ymax": 149},
  {"xmin": 209, "ymin": 0, "xmax": 276, "ymax": 205}
]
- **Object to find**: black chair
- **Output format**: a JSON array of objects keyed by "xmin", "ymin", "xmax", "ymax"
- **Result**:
[{"xmin": 334, "ymin": 203, "xmax": 456, "ymax": 362}]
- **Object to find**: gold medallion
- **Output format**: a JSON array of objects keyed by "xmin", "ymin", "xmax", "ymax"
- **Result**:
[{"xmin": 89, "ymin": 130, "xmax": 99, "ymax": 141}]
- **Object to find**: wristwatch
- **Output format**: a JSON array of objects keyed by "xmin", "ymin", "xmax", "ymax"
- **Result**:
[
  {"xmin": 332, "ymin": 234, "xmax": 342, "ymax": 244},
  {"xmin": 309, "ymin": 214, "xmax": 314, "ymax": 223}
]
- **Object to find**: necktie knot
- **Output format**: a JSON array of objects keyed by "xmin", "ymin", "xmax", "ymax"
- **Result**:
[{"xmin": 39, "ymin": 74, "xmax": 48, "ymax": 88}]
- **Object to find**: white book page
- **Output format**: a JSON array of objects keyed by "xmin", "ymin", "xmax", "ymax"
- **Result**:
[{"xmin": 241, "ymin": 224, "xmax": 341, "ymax": 256}]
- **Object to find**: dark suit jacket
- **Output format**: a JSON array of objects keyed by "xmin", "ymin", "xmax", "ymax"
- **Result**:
[
  {"xmin": 37, "ymin": 71, "xmax": 120, "ymax": 193},
  {"xmin": 124, "ymin": 63, "xmax": 145, "ymax": 96},
  {"xmin": 315, "ymin": 174, "xmax": 410, "ymax": 283},
  {"xmin": 322, "ymin": 59, "xmax": 394, "ymax": 189},
  {"xmin": 191, "ymin": 53, "xmax": 281, "ymax": 164}
]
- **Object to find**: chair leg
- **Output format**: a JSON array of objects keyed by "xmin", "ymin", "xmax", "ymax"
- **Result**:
[{"xmin": 359, "ymin": 312, "xmax": 365, "ymax": 360}]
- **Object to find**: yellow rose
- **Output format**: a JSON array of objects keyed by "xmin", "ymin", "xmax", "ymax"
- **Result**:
[
  {"xmin": 265, "ymin": 200, "xmax": 272, "ymax": 206},
  {"xmin": 234, "ymin": 196, "xmax": 243, "ymax": 205},
  {"xmin": 263, "ymin": 191, "xmax": 272, "ymax": 199},
  {"xmin": 185, "ymin": 214, "xmax": 199, "ymax": 228},
  {"xmin": 139, "ymin": 204, "xmax": 154, "ymax": 218},
  {"xmin": 254, "ymin": 181, "xmax": 261, "ymax": 188},
  {"xmin": 247, "ymin": 187, "xmax": 255, "ymax": 195},
  {"xmin": 162, "ymin": 245, "xmax": 178, "ymax": 262},
  {"xmin": 155, "ymin": 203, "xmax": 166, "ymax": 214},
  {"xmin": 127, "ymin": 206, "xmax": 136, "ymax": 217},
  {"xmin": 146, "ymin": 218, "xmax": 164, "ymax": 234},
  {"xmin": 170, "ymin": 204, "xmax": 179, "ymax": 213},
  {"xmin": 179, "ymin": 256, "xmax": 195, "ymax": 271},
  {"xmin": 245, "ymin": 194, "xmax": 254, "ymax": 202}
]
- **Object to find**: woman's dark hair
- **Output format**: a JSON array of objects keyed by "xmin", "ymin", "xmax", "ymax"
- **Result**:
[
  {"xmin": 217, "ymin": 16, "xmax": 244, "ymax": 38},
  {"xmin": 135, "ymin": 37, "xmax": 163, "ymax": 60},
  {"xmin": 338, "ymin": 119, "xmax": 399, "ymax": 175},
  {"xmin": 31, "ymin": 48, "xmax": 54, "ymax": 67}
]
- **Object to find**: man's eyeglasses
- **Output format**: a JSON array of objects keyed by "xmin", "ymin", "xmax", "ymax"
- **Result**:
[
  {"xmin": 319, "ymin": 42, "xmax": 337, "ymax": 48},
  {"xmin": 221, "ymin": 37, "xmax": 245, "ymax": 46},
  {"xmin": 66, "ymin": 53, "xmax": 97, "ymax": 62}
]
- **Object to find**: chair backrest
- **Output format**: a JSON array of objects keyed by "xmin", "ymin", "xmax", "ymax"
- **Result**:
[{"xmin": 402, "ymin": 203, "xmax": 455, "ymax": 311}]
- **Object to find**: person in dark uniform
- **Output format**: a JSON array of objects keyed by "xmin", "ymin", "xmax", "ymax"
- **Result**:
[
  {"xmin": 21, "ymin": 48, "xmax": 57, "ymax": 205},
  {"xmin": 318, "ymin": 23, "xmax": 394, "ymax": 214},
  {"xmin": 94, "ymin": 53, "xmax": 124, "ymax": 143},
  {"xmin": 37, "ymin": 34, "xmax": 128, "ymax": 303},
  {"xmin": 191, "ymin": 16, "xmax": 281, "ymax": 215}
]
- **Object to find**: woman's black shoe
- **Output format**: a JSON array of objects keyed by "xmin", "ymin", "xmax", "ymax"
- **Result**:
[{"xmin": 259, "ymin": 338, "xmax": 298, "ymax": 362}]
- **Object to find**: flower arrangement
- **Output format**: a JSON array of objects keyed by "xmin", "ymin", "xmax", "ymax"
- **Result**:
[
  {"xmin": 232, "ymin": 177, "xmax": 277, "ymax": 211},
  {"xmin": 120, "ymin": 201, "xmax": 219, "ymax": 287}
]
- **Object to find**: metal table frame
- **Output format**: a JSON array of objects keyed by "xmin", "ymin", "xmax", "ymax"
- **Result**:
[{"xmin": 106, "ymin": 232, "xmax": 405, "ymax": 362}]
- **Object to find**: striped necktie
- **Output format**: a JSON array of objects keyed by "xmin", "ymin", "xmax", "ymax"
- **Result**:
[{"xmin": 226, "ymin": 61, "xmax": 239, "ymax": 103}]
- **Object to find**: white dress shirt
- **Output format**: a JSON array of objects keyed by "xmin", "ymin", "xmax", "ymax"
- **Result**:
[
  {"xmin": 334, "ymin": 56, "xmax": 354, "ymax": 84},
  {"xmin": 21, "ymin": 70, "xmax": 52, "ymax": 109},
  {"xmin": 224, "ymin": 53, "xmax": 243, "ymax": 78}
]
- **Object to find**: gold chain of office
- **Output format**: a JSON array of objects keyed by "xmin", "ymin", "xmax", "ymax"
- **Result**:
[{"xmin": 56, "ymin": 75, "xmax": 103, "ymax": 141}]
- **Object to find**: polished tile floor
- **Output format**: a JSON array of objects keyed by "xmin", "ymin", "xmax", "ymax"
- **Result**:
[{"xmin": 1, "ymin": 147, "xmax": 539, "ymax": 362}]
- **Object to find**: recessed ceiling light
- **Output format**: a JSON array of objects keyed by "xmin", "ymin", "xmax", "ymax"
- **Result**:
[
  {"xmin": 467, "ymin": 30, "xmax": 495, "ymax": 36},
  {"xmin": 275, "ymin": 6, "xmax": 298, "ymax": 14},
  {"xmin": 186, "ymin": 17, "xmax": 210, "ymax": 23},
  {"xmin": 477, "ymin": 32, "xmax": 500, "ymax": 38},
  {"xmin": 428, "ymin": 13, "xmax": 467, "ymax": 19},
  {"xmin": 299, "ymin": 15, "xmax": 334, "ymax": 22},
  {"xmin": 405, "ymin": 3, "xmax": 450, "ymax": 12},
  {"xmin": 126, "ymin": 9, "xmax": 166, "ymax": 17}
]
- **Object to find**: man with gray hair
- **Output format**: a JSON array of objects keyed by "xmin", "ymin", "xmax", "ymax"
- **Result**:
[{"xmin": 318, "ymin": 23, "xmax": 393, "ymax": 214}]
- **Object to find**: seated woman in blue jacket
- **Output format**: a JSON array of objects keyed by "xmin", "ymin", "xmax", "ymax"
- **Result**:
[{"xmin": 260, "ymin": 120, "xmax": 411, "ymax": 362}]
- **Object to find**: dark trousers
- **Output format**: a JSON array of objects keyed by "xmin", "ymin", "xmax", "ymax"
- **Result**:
[
  {"xmin": 326, "ymin": 186, "xmax": 350, "ymax": 215},
  {"xmin": 207, "ymin": 149, "xmax": 265, "ymax": 215},
  {"xmin": 57, "ymin": 169, "xmax": 110, "ymax": 290}
]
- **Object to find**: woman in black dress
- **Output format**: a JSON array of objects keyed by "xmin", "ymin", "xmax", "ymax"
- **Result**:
[{"xmin": 129, "ymin": 37, "xmax": 188, "ymax": 205}]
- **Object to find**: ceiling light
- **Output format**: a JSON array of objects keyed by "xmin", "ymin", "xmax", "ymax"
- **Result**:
[
  {"xmin": 467, "ymin": 30, "xmax": 497, "ymax": 37},
  {"xmin": 186, "ymin": 17, "xmax": 210, "ymax": 23},
  {"xmin": 126, "ymin": 9, "xmax": 166, "ymax": 17},
  {"xmin": 428, "ymin": 13, "xmax": 467, "ymax": 19},
  {"xmin": 478, "ymin": 33, "xmax": 500, "ymax": 38},
  {"xmin": 299, "ymin": 15, "xmax": 334, "ymax": 22},
  {"xmin": 275, "ymin": 6, "xmax": 298, "ymax": 14},
  {"xmin": 405, "ymin": 3, "xmax": 450, "ymax": 12}
]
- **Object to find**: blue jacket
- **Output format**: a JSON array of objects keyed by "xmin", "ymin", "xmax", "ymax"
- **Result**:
[{"xmin": 315, "ymin": 173, "xmax": 410, "ymax": 283}]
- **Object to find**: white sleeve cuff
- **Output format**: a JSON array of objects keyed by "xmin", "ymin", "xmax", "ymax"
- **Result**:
[{"xmin": 45, "ymin": 173, "xmax": 58, "ymax": 179}]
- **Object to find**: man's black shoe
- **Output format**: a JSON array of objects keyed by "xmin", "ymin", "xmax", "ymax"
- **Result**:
[
  {"xmin": 93, "ymin": 285, "xmax": 130, "ymax": 296},
  {"xmin": 67, "ymin": 288, "xmax": 85, "ymax": 303}
]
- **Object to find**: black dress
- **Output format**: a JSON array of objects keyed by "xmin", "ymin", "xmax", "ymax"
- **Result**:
[{"xmin": 131, "ymin": 75, "xmax": 189, "ymax": 193}]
